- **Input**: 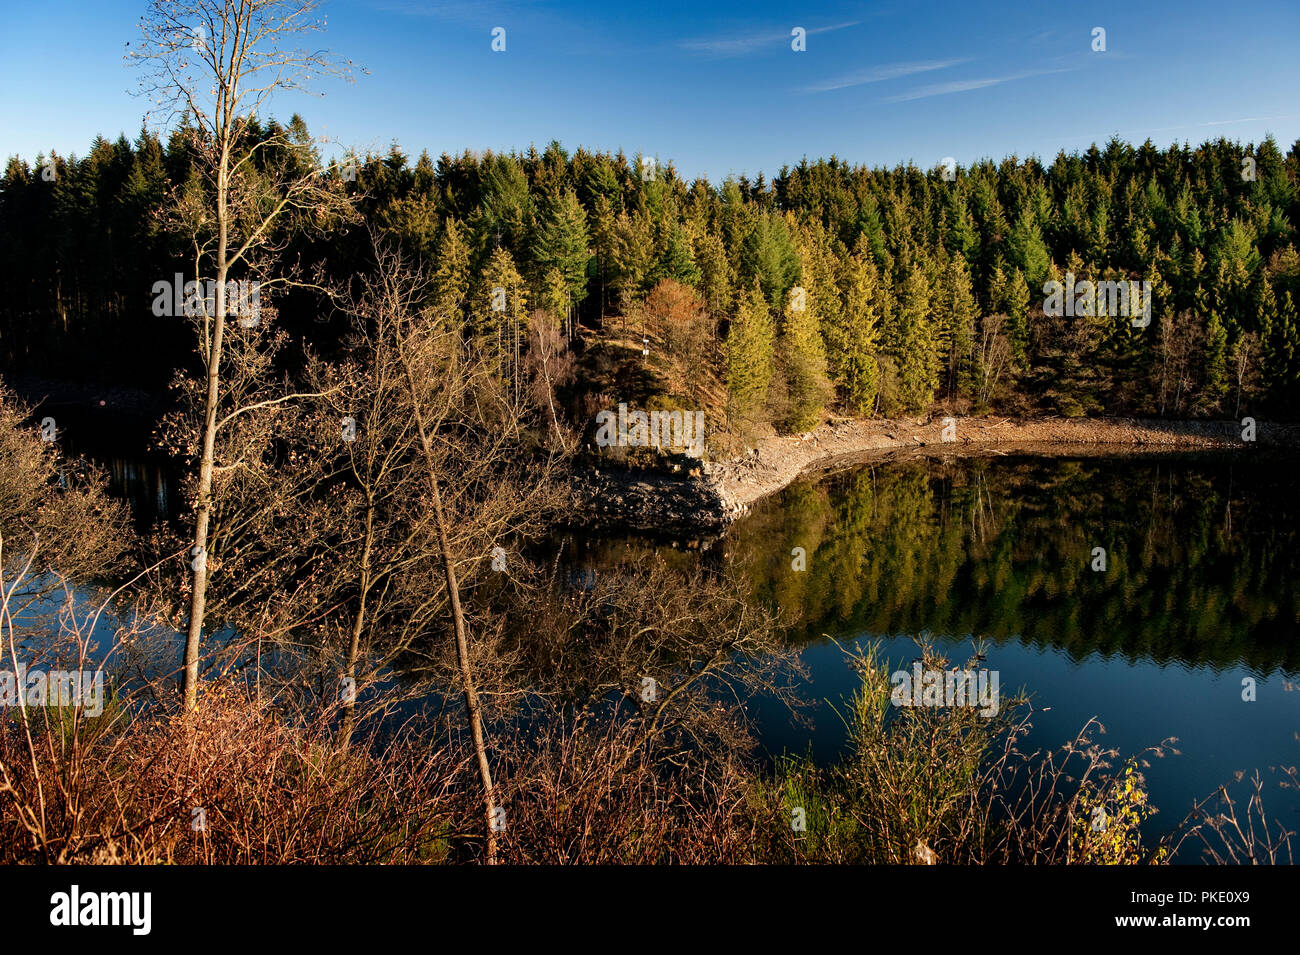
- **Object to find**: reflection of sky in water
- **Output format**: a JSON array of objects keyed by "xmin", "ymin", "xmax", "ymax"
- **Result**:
[
  {"xmin": 749, "ymin": 633, "xmax": 1300, "ymax": 852},
  {"xmin": 8, "ymin": 576, "xmax": 188, "ymax": 698}
]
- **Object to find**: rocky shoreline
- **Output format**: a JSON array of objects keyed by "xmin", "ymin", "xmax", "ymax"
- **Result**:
[{"xmin": 570, "ymin": 415, "xmax": 1294, "ymax": 533}]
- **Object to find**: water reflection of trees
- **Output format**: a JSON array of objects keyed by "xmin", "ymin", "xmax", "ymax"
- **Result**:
[{"xmin": 730, "ymin": 455, "xmax": 1300, "ymax": 673}]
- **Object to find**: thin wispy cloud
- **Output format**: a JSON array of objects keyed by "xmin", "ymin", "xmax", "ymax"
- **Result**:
[
  {"xmin": 802, "ymin": 58, "xmax": 970, "ymax": 93},
  {"xmin": 883, "ymin": 68, "xmax": 1072, "ymax": 102},
  {"xmin": 680, "ymin": 21, "xmax": 859, "ymax": 57},
  {"xmin": 1142, "ymin": 114, "xmax": 1300, "ymax": 133}
]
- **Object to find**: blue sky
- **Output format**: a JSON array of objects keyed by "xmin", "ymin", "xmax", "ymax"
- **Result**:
[{"xmin": 3, "ymin": 0, "xmax": 1298, "ymax": 182}]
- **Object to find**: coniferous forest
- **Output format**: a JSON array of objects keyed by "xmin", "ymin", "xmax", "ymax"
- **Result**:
[{"xmin": 4, "ymin": 125, "xmax": 1298, "ymax": 432}]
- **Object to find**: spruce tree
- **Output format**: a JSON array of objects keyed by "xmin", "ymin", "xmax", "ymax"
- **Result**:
[
  {"xmin": 472, "ymin": 246, "xmax": 528, "ymax": 391},
  {"xmin": 894, "ymin": 265, "xmax": 939, "ymax": 412},
  {"xmin": 832, "ymin": 251, "xmax": 882, "ymax": 414},
  {"xmin": 655, "ymin": 214, "xmax": 701, "ymax": 287},
  {"xmin": 778, "ymin": 285, "xmax": 830, "ymax": 431},
  {"xmin": 695, "ymin": 230, "xmax": 732, "ymax": 318},
  {"xmin": 939, "ymin": 257, "xmax": 978, "ymax": 401},
  {"xmin": 1008, "ymin": 209, "xmax": 1051, "ymax": 290},
  {"xmin": 741, "ymin": 214, "xmax": 801, "ymax": 311},
  {"xmin": 726, "ymin": 284, "xmax": 776, "ymax": 429},
  {"xmin": 533, "ymin": 188, "xmax": 590, "ymax": 336},
  {"xmin": 1200, "ymin": 311, "xmax": 1230, "ymax": 413},
  {"xmin": 431, "ymin": 218, "xmax": 471, "ymax": 326},
  {"xmin": 1005, "ymin": 268, "xmax": 1032, "ymax": 364}
]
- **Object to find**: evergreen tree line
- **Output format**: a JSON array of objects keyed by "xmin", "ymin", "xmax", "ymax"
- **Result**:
[{"xmin": 3, "ymin": 122, "xmax": 1298, "ymax": 427}]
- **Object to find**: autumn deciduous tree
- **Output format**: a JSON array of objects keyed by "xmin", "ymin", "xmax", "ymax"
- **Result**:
[
  {"xmin": 973, "ymin": 313, "xmax": 1012, "ymax": 412},
  {"xmin": 0, "ymin": 388, "xmax": 132, "ymax": 603},
  {"xmin": 526, "ymin": 309, "xmax": 576, "ymax": 448},
  {"xmin": 641, "ymin": 279, "xmax": 713, "ymax": 402}
]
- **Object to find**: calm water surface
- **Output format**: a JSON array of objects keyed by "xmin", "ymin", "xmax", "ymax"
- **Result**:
[{"xmin": 571, "ymin": 452, "xmax": 1300, "ymax": 835}]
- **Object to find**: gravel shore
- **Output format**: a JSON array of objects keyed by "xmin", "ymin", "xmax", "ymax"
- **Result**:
[{"xmin": 571, "ymin": 415, "xmax": 1292, "ymax": 532}]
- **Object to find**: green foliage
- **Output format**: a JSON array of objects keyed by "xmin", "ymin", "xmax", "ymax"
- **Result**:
[
  {"xmin": 776, "ymin": 291, "xmax": 830, "ymax": 431},
  {"xmin": 933, "ymin": 256, "xmax": 978, "ymax": 401},
  {"xmin": 471, "ymin": 247, "xmax": 528, "ymax": 383},
  {"xmin": 828, "ymin": 251, "xmax": 882, "ymax": 414},
  {"xmin": 1072, "ymin": 765, "xmax": 1162, "ymax": 865},
  {"xmin": 3, "ymin": 126, "xmax": 1298, "ymax": 421},
  {"xmin": 741, "ymin": 214, "xmax": 801, "ymax": 312},
  {"xmin": 1007, "ymin": 209, "xmax": 1051, "ymax": 288},
  {"xmin": 430, "ymin": 218, "xmax": 471, "ymax": 323},
  {"xmin": 726, "ymin": 286, "xmax": 776, "ymax": 428},
  {"xmin": 761, "ymin": 642, "xmax": 1026, "ymax": 864},
  {"xmin": 1004, "ymin": 268, "xmax": 1031, "ymax": 364},
  {"xmin": 533, "ymin": 188, "xmax": 590, "ymax": 307},
  {"xmin": 1200, "ymin": 311, "xmax": 1230, "ymax": 413},
  {"xmin": 469, "ymin": 152, "xmax": 534, "ymax": 260},
  {"xmin": 890, "ymin": 266, "xmax": 939, "ymax": 413}
]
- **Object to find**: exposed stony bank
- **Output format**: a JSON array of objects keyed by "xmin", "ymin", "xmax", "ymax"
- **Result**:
[{"xmin": 570, "ymin": 416, "xmax": 1295, "ymax": 533}]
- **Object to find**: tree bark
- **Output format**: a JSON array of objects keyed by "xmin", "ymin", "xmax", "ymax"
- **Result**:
[
  {"xmin": 401, "ymin": 357, "xmax": 499, "ymax": 864},
  {"xmin": 339, "ymin": 498, "xmax": 375, "ymax": 747},
  {"xmin": 181, "ymin": 149, "xmax": 229, "ymax": 711}
]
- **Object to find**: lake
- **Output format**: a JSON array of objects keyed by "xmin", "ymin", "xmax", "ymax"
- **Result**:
[{"xmin": 568, "ymin": 451, "xmax": 1300, "ymax": 844}]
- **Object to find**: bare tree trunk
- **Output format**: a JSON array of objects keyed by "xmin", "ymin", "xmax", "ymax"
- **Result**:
[
  {"xmin": 182, "ymin": 161, "xmax": 229, "ymax": 711},
  {"xmin": 401, "ymin": 359, "xmax": 499, "ymax": 865},
  {"xmin": 339, "ymin": 499, "xmax": 375, "ymax": 747}
]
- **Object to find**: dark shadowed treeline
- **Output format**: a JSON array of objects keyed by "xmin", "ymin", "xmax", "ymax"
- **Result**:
[{"xmin": 3, "ymin": 125, "xmax": 1299, "ymax": 426}]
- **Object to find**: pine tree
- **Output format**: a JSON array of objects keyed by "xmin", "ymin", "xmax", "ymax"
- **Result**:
[
  {"xmin": 655, "ymin": 214, "xmax": 701, "ymax": 286},
  {"xmin": 778, "ymin": 286, "xmax": 830, "ymax": 431},
  {"xmin": 893, "ymin": 265, "xmax": 939, "ymax": 412},
  {"xmin": 855, "ymin": 193, "xmax": 888, "ymax": 267},
  {"xmin": 1200, "ymin": 311, "xmax": 1230, "ymax": 413},
  {"xmin": 942, "ymin": 186, "xmax": 978, "ymax": 266},
  {"xmin": 937, "ymin": 257, "xmax": 978, "ymax": 401},
  {"xmin": 470, "ymin": 152, "xmax": 534, "ymax": 260},
  {"xmin": 590, "ymin": 193, "xmax": 617, "ymax": 324},
  {"xmin": 472, "ymin": 246, "xmax": 528, "ymax": 392},
  {"xmin": 541, "ymin": 267, "xmax": 568, "ymax": 323},
  {"xmin": 831, "ymin": 251, "xmax": 882, "ymax": 414},
  {"xmin": 741, "ymin": 214, "xmax": 801, "ymax": 310},
  {"xmin": 986, "ymin": 261, "xmax": 1010, "ymax": 324},
  {"xmin": 1005, "ymin": 268, "xmax": 1032, "ymax": 364},
  {"xmin": 726, "ymin": 285, "xmax": 776, "ymax": 428},
  {"xmin": 610, "ymin": 210, "xmax": 655, "ymax": 309},
  {"xmin": 1008, "ymin": 209, "xmax": 1051, "ymax": 289},
  {"xmin": 695, "ymin": 230, "xmax": 732, "ymax": 318},
  {"xmin": 533, "ymin": 188, "xmax": 590, "ymax": 337},
  {"xmin": 1260, "ymin": 282, "xmax": 1299, "ymax": 410},
  {"xmin": 431, "ymin": 218, "xmax": 471, "ymax": 326}
]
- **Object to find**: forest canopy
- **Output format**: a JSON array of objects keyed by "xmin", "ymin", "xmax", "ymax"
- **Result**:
[{"xmin": 3, "ymin": 123, "xmax": 1298, "ymax": 431}]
